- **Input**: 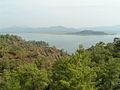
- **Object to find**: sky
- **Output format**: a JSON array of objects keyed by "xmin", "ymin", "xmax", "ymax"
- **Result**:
[{"xmin": 0, "ymin": 0, "xmax": 120, "ymax": 28}]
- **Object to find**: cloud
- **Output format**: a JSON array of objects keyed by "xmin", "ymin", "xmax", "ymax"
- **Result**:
[
  {"xmin": 0, "ymin": 0, "xmax": 105, "ymax": 8},
  {"xmin": 22, "ymin": 0, "xmax": 105, "ymax": 8},
  {"xmin": 0, "ymin": 0, "xmax": 120, "ymax": 27}
]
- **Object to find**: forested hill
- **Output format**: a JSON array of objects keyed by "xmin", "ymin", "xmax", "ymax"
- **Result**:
[
  {"xmin": 0, "ymin": 34, "xmax": 67, "ymax": 63},
  {"xmin": 0, "ymin": 35, "xmax": 120, "ymax": 90}
]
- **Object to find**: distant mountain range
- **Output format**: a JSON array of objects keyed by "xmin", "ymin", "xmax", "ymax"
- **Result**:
[
  {"xmin": 0, "ymin": 25, "xmax": 120, "ymax": 33},
  {"xmin": 0, "ymin": 26, "xmax": 78, "ymax": 33}
]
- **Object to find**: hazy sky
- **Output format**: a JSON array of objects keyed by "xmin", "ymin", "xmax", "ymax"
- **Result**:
[{"xmin": 0, "ymin": 0, "xmax": 120, "ymax": 27}]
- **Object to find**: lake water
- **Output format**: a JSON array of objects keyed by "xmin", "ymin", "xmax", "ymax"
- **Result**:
[{"xmin": 0, "ymin": 33, "xmax": 120, "ymax": 54}]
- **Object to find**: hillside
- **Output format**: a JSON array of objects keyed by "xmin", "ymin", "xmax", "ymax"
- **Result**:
[
  {"xmin": 0, "ymin": 35, "xmax": 67, "ymax": 67},
  {"xmin": 0, "ymin": 34, "xmax": 120, "ymax": 90}
]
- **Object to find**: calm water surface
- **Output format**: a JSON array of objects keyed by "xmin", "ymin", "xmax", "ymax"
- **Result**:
[{"xmin": 1, "ymin": 33, "xmax": 120, "ymax": 54}]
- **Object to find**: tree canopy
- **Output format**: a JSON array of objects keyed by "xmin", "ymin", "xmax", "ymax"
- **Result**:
[{"xmin": 0, "ymin": 35, "xmax": 120, "ymax": 90}]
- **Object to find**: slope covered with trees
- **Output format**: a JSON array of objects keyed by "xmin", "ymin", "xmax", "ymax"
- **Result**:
[{"xmin": 0, "ymin": 35, "xmax": 120, "ymax": 90}]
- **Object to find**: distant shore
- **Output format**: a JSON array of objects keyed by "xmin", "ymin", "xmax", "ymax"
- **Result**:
[{"xmin": 0, "ymin": 32, "xmax": 116, "ymax": 36}]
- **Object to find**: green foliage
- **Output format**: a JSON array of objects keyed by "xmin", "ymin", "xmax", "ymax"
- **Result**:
[
  {"xmin": 96, "ymin": 59, "xmax": 120, "ymax": 90},
  {"xmin": 14, "ymin": 63, "xmax": 49, "ymax": 90},
  {"xmin": 0, "ymin": 58, "xmax": 23, "ymax": 73},
  {"xmin": 28, "ymin": 40, "xmax": 49, "ymax": 48},
  {"xmin": 50, "ymin": 52, "xmax": 98, "ymax": 90},
  {"xmin": 0, "ymin": 69, "xmax": 21, "ymax": 90},
  {"xmin": 114, "ymin": 39, "xmax": 120, "ymax": 58},
  {"xmin": 0, "ymin": 35, "xmax": 120, "ymax": 90},
  {"xmin": 0, "ymin": 64, "xmax": 49, "ymax": 90},
  {"xmin": 88, "ymin": 42, "xmax": 113, "ymax": 63}
]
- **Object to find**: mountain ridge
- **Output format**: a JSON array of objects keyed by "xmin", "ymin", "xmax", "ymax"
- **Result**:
[{"xmin": 0, "ymin": 25, "xmax": 120, "ymax": 33}]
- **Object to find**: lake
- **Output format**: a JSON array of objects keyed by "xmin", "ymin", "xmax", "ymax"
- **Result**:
[{"xmin": 0, "ymin": 33, "xmax": 120, "ymax": 54}]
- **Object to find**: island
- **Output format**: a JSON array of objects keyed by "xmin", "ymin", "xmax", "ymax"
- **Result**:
[{"xmin": 67, "ymin": 30, "xmax": 113, "ymax": 35}]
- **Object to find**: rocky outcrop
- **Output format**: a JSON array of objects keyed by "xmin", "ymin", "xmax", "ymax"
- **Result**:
[{"xmin": 0, "ymin": 35, "xmax": 67, "ymax": 63}]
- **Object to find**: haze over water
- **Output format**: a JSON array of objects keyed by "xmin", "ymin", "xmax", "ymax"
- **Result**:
[{"xmin": 1, "ymin": 33, "xmax": 119, "ymax": 54}]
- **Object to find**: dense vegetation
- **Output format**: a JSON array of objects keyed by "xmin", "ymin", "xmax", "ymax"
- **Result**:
[{"xmin": 0, "ymin": 35, "xmax": 120, "ymax": 90}]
